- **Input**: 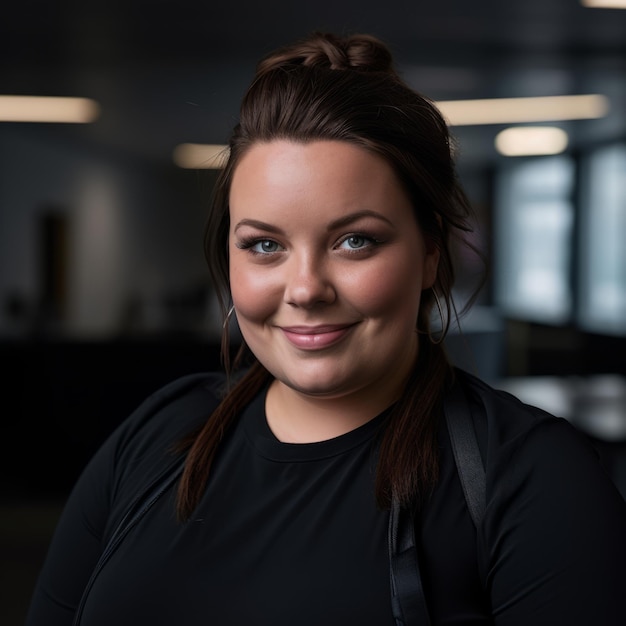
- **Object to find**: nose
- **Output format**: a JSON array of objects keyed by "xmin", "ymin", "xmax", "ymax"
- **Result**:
[{"xmin": 284, "ymin": 253, "xmax": 336, "ymax": 308}]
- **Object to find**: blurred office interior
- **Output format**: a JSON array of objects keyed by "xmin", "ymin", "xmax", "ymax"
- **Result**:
[{"xmin": 2, "ymin": 1, "xmax": 626, "ymax": 623}]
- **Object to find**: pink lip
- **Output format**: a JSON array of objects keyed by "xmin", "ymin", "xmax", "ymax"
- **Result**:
[{"xmin": 280, "ymin": 324, "xmax": 356, "ymax": 350}]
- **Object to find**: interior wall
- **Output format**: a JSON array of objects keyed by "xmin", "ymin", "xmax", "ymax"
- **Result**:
[{"xmin": 0, "ymin": 126, "xmax": 214, "ymax": 339}]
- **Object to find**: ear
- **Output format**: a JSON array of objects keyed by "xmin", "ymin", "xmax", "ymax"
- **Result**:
[{"xmin": 422, "ymin": 237, "xmax": 440, "ymax": 290}]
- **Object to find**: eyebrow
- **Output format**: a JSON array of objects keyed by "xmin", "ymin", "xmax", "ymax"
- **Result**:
[
  {"xmin": 328, "ymin": 209, "xmax": 394, "ymax": 230},
  {"xmin": 233, "ymin": 210, "xmax": 394, "ymax": 234},
  {"xmin": 233, "ymin": 219, "xmax": 285, "ymax": 235}
]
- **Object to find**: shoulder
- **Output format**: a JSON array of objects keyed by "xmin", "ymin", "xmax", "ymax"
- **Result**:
[
  {"xmin": 77, "ymin": 370, "xmax": 227, "ymax": 507},
  {"xmin": 109, "ymin": 371, "xmax": 227, "ymax": 469},
  {"xmin": 453, "ymin": 367, "xmax": 576, "ymax": 454},
  {"xmin": 449, "ymin": 368, "xmax": 619, "ymax": 513},
  {"xmin": 53, "ymin": 371, "xmax": 228, "ymax": 548},
  {"xmin": 454, "ymin": 367, "xmax": 557, "ymax": 425},
  {"xmin": 453, "ymin": 371, "xmax": 626, "ymax": 622},
  {"xmin": 119, "ymin": 371, "xmax": 227, "ymax": 437},
  {"xmin": 453, "ymin": 366, "xmax": 626, "ymax": 522}
]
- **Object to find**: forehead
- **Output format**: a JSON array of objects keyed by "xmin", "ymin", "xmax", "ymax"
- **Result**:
[
  {"xmin": 234, "ymin": 137, "xmax": 395, "ymax": 174},
  {"xmin": 229, "ymin": 140, "xmax": 410, "ymax": 215},
  {"xmin": 227, "ymin": 140, "xmax": 424, "ymax": 243}
]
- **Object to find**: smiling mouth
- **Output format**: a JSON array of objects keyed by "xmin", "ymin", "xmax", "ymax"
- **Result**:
[{"xmin": 279, "ymin": 324, "xmax": 357, "ymax": 350}]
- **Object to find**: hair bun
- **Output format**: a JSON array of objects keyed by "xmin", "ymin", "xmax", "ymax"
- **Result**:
[{"xmin": 256, "ymin": 32, "xmax": 396, "ymax": 76}]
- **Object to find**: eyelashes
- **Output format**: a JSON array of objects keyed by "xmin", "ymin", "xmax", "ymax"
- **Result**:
[
  {"xmin": 335, "ymin": 233, "xmax": 380, "ymax": 252},
  {"xmin": 234, "ymin": 233, "xmax": 384, "ymax": 257},
  {"xmin": 235, "ymin": 237, "xmax": 283, "ymax": 254},
  {"xmin": 235, "ymin": 237, "xmax": 284, "ymax": 255}
]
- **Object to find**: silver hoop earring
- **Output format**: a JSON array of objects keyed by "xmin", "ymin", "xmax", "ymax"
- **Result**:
[
  {"xmin": 429, "ymin": 288, "xmax": 446, "ymax": 345},
  {"xmin": 222, "ymin": 305, "xmax": 235, "ymax": 330}
]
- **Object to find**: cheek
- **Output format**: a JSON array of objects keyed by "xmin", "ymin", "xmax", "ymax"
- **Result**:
[
  {"xmin": 345, "ymin": 254, "xmax": 425, "ymax": 316},
  {"xmin": 229, "ymin": 262, "xmax": 279, "ymax": 323}
]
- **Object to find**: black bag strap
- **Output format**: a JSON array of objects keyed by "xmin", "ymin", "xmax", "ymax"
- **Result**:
[
  {"xmin": 444, "ymin": 378, "xmax": 486, "ymax": 528},
  {"xmin": 388, "ymin": 374, "xmax": 486, "ymax": 625},
  {"xmin": 388, "ymin": 498, "xmax": 430, "ymax": 626}
]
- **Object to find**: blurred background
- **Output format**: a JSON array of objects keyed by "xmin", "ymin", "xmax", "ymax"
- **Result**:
[{"xmin": 2, "ymin": 0, "xmax": 626, "ymax": 622}]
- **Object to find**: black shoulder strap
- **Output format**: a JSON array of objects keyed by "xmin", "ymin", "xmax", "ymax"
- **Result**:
[
  {"xmin": 444, "ymin": 377, "xmax": 486, "ymax": 528},
  {"xmin": 388, "ymin": 374, "xmax": 486, "ymax": 625},
  {"xmin": 388, "ymin": 498, "xmax": 431, "ymax": 626}
]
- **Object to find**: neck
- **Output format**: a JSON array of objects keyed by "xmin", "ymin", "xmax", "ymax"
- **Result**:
[{"xmin": 264, "ymin": 371, "xmax": 412, "ymax": 444}]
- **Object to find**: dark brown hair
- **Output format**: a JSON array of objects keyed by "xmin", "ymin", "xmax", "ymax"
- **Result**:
[{"xmin": 176, "ymin": 31, "xmax": 479, "ymax": 520}]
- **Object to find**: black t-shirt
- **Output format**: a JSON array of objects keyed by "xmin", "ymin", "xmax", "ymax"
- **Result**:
[{"xmin": 25, "ymin": 370, "xmax": 626, "ymax": 625}]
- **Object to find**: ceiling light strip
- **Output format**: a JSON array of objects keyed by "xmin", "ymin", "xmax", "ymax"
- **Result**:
[
  {"xmin": 495, "ymin": 127, "xmax": 569, "ymax": 157},
  {"xmin": 173, "ymin": 143, "xmax": 230, "ymax": 169},
  {"xmin": 581, "ymin": 0, "xmax": 626, "ymax": 8},
  {"xmin": 436, "ymin": 94, "xmax": 609, "ymax": 126},
  {"xmin": 0, "ymin": 95, "xmax": 101, "ymax": 123}
]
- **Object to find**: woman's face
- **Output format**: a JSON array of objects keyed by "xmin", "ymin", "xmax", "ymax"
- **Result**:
[{"xmin": 228, "ymin": 140, "xmax": 439, "ymax": 403}]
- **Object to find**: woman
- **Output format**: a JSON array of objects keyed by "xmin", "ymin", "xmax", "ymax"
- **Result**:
[{"xmin": 26, "ymin": 32, "xmax": 626, "ymax": 625}]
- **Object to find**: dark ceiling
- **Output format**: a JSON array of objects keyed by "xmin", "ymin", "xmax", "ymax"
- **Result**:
[{"xmin": 2, "ymin": 0, "xmax": 626, "ymax": 170}]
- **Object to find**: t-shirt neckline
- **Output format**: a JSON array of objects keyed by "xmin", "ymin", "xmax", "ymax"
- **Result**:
[{"xmin": 242, "ymin": 385, "xmax": 391, "ymax": 462}]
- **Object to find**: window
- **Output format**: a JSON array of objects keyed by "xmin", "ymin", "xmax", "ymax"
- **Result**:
[
  {"xmin": 494, "ymin": 156, "xmax": 575, "ymax": 324},
  {"xmin": 579, "ymin": 144, "xmax": 626, "ymax": 334}
]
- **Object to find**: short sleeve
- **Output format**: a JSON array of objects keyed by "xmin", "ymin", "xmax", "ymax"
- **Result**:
[
  {"xmin": 24, "ymin": 425, "xmax": 118, "ymax": 625},
  {"xmin": 484, "ymin": 418, "xmax": 626, "ymax": 625},
  {"xmin": 24, "ymin": 371, "xmax": 224, "ymax": 626}
]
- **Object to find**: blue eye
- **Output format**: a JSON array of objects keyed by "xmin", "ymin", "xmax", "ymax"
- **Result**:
[
  {"xmin": 339, "ymin": 235, "xmax": 371, "ymax": 250},
  {"xmin": 252, "ymin": 240, "xmax": 281, "ymax": 253},
  {"xmin": 235, "ymin": 237, "xmax": 284, "ymax": 255}
]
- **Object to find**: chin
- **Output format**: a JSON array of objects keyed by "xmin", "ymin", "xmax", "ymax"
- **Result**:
[{"xmin": 276, "ymin": 369, "xmax": 362, "ymax": 398}]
